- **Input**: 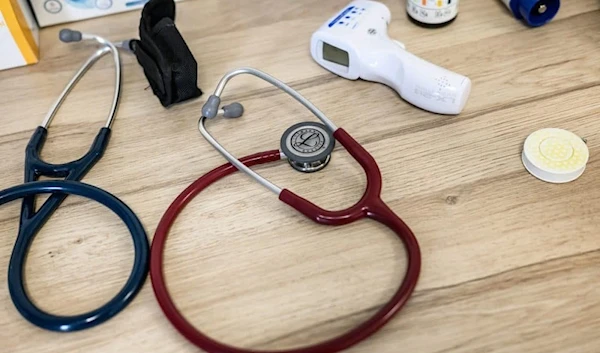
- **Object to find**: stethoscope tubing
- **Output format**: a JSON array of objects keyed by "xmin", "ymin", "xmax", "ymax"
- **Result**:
[
  {"xmin": 150, "ymin": 150, "xmax": 421, "ymax": 353},
  {"xmin": 0, "ymin": 30, "xmax": 139, "ymax": 332},
  {"xmin": 0, "ymin": 180, "xmax": 149, "ymax": 332}
]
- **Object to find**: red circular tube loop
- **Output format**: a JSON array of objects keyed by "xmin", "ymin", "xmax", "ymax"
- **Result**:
[{"xmin": 151, "ymin": 130, "xmax": 421, "ymax": 353}]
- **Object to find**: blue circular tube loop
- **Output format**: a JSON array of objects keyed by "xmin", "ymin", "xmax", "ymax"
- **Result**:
[{"xmin": 0, "ymin": 180, "xmax": 149, "ymax": 332}]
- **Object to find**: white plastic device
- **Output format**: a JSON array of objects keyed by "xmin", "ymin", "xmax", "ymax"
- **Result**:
[
  {"xmin": 30, "ymin": 0, "xmax": 183, "ymax": 27},
  {"xmin": 522, "ymin": 128, "xmax": 589, "ymax": 183},
  {"xmin": 310, "ymin": 0, "xmax": 471, "ymax": 115}
]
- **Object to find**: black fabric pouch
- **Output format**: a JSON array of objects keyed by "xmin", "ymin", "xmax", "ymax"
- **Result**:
[{"xmin": 130, "ymin": 0, "xmax": 202, "ymax": 107}]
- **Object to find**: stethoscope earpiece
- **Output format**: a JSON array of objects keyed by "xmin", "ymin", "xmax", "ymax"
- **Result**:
[
  {"xmin": 58, "ymin": 28, "xmax": 82, "ymax": 43},
  {"xmin": 202, "ymin": 97, "xmax": 244, "ymax": 119},
  {"xmin": 220, "ymin": 102, "xmax": 244, "ymax": 118},
  {"xmin": 44, "ymin": 28, "xmax": 122, "ymax": 129}
]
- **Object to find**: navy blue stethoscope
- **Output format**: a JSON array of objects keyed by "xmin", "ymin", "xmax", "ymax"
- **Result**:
[{"xmin": 0, "ymin": 30, "xmax": 149, "ymax": 332}]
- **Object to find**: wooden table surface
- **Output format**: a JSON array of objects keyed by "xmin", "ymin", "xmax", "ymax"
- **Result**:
[{"xmin": 2, "ymin": 0, "xmax": 600, "ymax": 352}]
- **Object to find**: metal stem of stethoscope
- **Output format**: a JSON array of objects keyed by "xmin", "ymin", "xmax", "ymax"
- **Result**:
[
  {"xmin": 199, "ymin": 67, "xmax": 339, "ymax": 195},
  {"xmin": 41, "ymin": 30, "xmax": 125, "ymax": 130}
]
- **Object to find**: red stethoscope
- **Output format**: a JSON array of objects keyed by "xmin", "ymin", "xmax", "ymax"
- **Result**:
[{"xmin": 150, "ymin": 67, "xmax": 422, "ymax": 353}]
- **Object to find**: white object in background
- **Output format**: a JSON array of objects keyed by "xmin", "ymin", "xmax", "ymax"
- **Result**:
[
  {"xmin": 310, "ymin": 0, "xmax": 471, "ymax": 115},
  {"xmin": 522, "ymin": 128, "xmax": 589, "ymax": 183},
  {"xmin": 30, "ymin": 0, "xmax": 184, "ymax": 27},
  {"xmin": 406, "ymin": 0, "xmax": 459, "ymax": 26}
]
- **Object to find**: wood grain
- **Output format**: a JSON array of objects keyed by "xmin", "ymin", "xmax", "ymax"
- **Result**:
[{"xmin": 1, "ymin": 0, "xmax": 600, "ymax": 352}]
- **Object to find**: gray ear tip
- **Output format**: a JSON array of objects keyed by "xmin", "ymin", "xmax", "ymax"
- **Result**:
[
  {"xmin": 222, "ymin": 102, "xmax": 244, "ymax": 118},
  {"xmin": 201, "ymin": 95, "xmax": 221, "ymax": 119},
  {"xmin": 229, "ymin": 102, "xmax": 243, "ymax": 110},
  {"xmin": 59, "ymin": 28, "xmax": 82, "ymax": 42},
  {"xmin": 58, "ymin": 29, "xmax": 70, "ymax": 41}
]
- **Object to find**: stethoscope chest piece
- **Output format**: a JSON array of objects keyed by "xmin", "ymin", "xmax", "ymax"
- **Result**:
[{"xmin": 280, "ymin": 121, "xmax": 335, "ymax": 173}]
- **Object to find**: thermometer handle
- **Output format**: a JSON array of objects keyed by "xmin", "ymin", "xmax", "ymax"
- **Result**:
[
  {"xmin": 395, "ymin": 49, "xmax": 471, "ymax": 115},
  {"xmin": 361, "ymin": 41, "xmax": 471, "ymax": 115}
]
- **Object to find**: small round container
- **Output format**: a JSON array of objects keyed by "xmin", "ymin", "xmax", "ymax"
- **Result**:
[
  {"xmin": 521, "ymin": 128, "xmax": 589, "ymax": 183},
  {"xmin": 502, "ymin": 0, "xmax": 560, "ymax": 27},
  {"xmin": 406, "ymin": 0, "xmax": 459, "ymax": 28}
]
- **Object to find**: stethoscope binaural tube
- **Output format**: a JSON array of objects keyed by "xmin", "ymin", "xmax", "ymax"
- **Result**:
[
  {"xmin": 150, "ymin": 150, "xmax": 421, "ymax": 353},
  {"xmin": 55, "ymin": 29, "xmax": 125, "ymax": 129}
]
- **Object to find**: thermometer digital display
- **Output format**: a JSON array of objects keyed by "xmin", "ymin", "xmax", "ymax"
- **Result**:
[
  {"xmin": 322, "ymin": 42, "xmax": 349, "ymax": 67},
  {"xmin": 310, "ymin": 0, "xmax": 471, "ymax": 115}
]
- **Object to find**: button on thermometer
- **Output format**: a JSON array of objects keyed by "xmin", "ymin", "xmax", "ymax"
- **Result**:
[{"xmin": 310, "ymin": 0, "xmax": 472, "ymax": 115}]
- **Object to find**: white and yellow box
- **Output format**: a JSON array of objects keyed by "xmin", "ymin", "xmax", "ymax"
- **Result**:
[
  {"xmin": 0, "ymin": 0, "xmax": 40, "ymax": 71},
  {"xmin": 29, "ymin": 0, "xmax": 183, "ymax": 27}
]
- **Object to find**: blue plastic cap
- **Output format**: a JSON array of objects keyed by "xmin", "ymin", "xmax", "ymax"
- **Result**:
[{"xmin": 510, "ymin": 0, "xmax": 560, "ymax": 27}]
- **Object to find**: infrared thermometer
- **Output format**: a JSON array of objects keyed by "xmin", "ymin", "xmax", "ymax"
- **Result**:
[{"xmin": 310, "ymin": 0, "xmax": 471, "ymax": 115}]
